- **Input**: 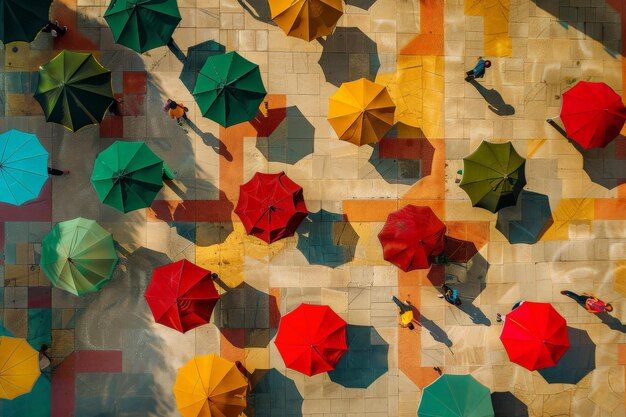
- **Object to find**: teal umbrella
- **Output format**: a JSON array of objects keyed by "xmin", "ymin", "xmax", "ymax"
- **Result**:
[
  {"xmin": 0, "ymin": 129, "xmax": 48, "ymax": 206},
  {"xmin": 0, "ymin": 0, "xmax": 52, "ymax": 44},
  {"xmin": 418, "ymin": 374, "xmax": 494, "ymax": 417}
]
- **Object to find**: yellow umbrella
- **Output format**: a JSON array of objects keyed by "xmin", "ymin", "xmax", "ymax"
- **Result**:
[
  {"xmin": 328, "ymin": 78, "xmax": 396, "ymax": 146},
  {"xmin": 173, "ymin": 354, "xmax": 248, "ymax": 417},
  {"xmin": 0, "ymin": 336, "xmax": 40, "ymax": 400},
  {"xmin": 269, "ymin": 0, "xmax": 343, "ymax": 41}
]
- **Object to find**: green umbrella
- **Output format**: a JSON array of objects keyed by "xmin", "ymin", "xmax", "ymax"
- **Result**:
[
  {"xmin": 104, "ymin": 0, "xmax": 181, "ymax": 53},
  {"xmin": 40, "ymin": 218, "xmax": 119, "ymax": 296},
  {"xmin": 418, "ymin": 374, "xmax": 494, "ymax": 417},
  {"xmin": 459, "ymin": 141, "xmax": 526, "ymax": 213},
  {"xmin": 193, "ymin": 51, "xmax": 267, "ymax": 127},
  {"xmin": 0, "ymin": 0, "xmax": 52, "ymax": 44},
  {"xmin": 91, "ymin": 141, "xmax": 174, "ymax": 213},
  {"xmin": 34, "ymin": 51, "xmax": 114, "ymax": 132}
]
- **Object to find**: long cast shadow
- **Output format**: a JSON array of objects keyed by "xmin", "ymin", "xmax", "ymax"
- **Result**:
[
  {"xmin": 443, "ymin": 252, "xmax": 491, "ymax": 325},
  {"xmin": 574, "ymin": 135, "xmax": 626, "ymax": 190},
  {"xmin": 492, "ymin": 392, "xmax": 529, "ymax": 417},
  {"xmin": 237, "ymin": 0, "xmax": 276, "ymax": 25},
  {"xmin": 597, "ymin": 311, "xmax": 626, "ymax": 333},
  {"xmin": 468, "ymin": 79, "xmax": 515, "ymax": 116},
  {"xmin": 187, "ymin": 119, "xmax": 233, "ymax": 161},
  {"xmin": 496, "ymin": 190, "xmax": 553, "ymax": 244},
  {"xmin": 538, "ymin": 327, "xmax": 595, "ymax": 384},
  {"xmin": 419, "ymin": 313, "xmax": 453, "ymax": 349},
  {"xmin": 247, "ymin": 369, "xmax": 303, "ymax": 417}
]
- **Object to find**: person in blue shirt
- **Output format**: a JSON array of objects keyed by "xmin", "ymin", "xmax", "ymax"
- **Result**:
[
  {"xmin": 465, "ymin": 57, "xmax": 491, "ymax": 80},
  {"xmin": 438, "ymin": 284, "xmax": 462, "ymax": 305}
]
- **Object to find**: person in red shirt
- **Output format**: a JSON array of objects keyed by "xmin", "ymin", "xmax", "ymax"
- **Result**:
[{"xmin": 561, "ymin": 290, "xmax": 613, "ymax": 313}]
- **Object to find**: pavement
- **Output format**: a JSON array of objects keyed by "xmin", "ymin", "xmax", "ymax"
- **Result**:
[{"xmin": 1, "ymin": 0, "xmax": 626, "ymax": 416}]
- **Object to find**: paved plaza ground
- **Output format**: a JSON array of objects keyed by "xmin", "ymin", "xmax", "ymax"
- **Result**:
[{"xmin": 1, "ymin": 0, "xmax": 626, "ymax": 416}]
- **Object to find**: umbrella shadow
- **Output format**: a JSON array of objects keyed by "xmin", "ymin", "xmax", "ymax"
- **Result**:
[
  {"xmin": 237, "ymin": 0, "xmax": 276, "ymax": 25},
  {"xmin": 246, "ymin": 369, "xmax": 303, "ymax": 417},
  {"xmin": 467, "ymin": 79, "xmax": 515, "ymax": 116},
  {"xmin": 443, "ymin": 237, "xmax": 478, "ymax": 263},
  {"xmin": 173, "ymin": 39, "xmax": 227, "ymax": 94},
  {"xmin": 317, "ymin": 27, "xmax": 380, "ymax": 86},
  {"xmin": 295, "ymin": 209, "xmax": 359, "ymax": 268},
  {"xmin": 491, "ymin": 392, "xmax": 529, "ymax": 417},
  {"xmin": 419, "ymin": 313, "xmax": 453, "ymax": 349},
  {"xmin": 344, "ymin": 0, "xmax": 377, "ymax": 10},
  {"xmin": 496, "ymin": 191, "xmax": 553, "ymax": 244},
  {"xmin": 538, "ymin": 327, "xmax": 595, "ymax": 384},
  {"xmin": 255, "ymin": 106, "xmax": 315, "ymax": 164},
  {"xmin": 443, "ymin": 252, "xmax": 491, "ymax": 325},
  {"xmin": 186, "ymin": 118, "xmax": 233, "ymax": 161},
  {"xmin": 573, "ymin": 135, "xmax": 626, "ymax": 190},
  {"xmin": 327, "ymin": 325, "xmax": 389, "ymax": 388}
]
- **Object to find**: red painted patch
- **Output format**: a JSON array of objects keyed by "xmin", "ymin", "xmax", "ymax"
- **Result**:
[
  {"xmin": 0, "ymin": 180, "xmax": 52, "ymax": 221},
  {"xmin": 249, "ymin": 106, "xmax": 286, "ymax": 137},
  {"xmin": 149, "ymin": 191, "xmax": 234, "ymax": 222},
  {"xmin": 269, "ymin": 288, "xmax": 281, "ymax": 328},
  {"xmin": 0, "ymin": 222, "xmax": 4, "ymax": 265},
  {"xmin": 123, "ymin": 72, "xmax": 147, "ymax": 94},
  {"xmin": 99, "ymin": 116, "xmax": 124, "ymax": 138},
  {"xmin": 28, "ymin": 287, "xmax": 52, "ymax": 308},
  {"xmin": 75, "ymin": 351, "xmax": 123, "ymax": 373},
  {"xmin": 121, "ymin": 94, "xmax": 146, "ymax": 116}
]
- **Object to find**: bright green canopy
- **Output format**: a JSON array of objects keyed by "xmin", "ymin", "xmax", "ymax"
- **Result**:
[
  {"xmin": 104, "ymin": 0, "xmax": 181, "ymax": 53},
  {"xmin": 40, "ymin": 218, "xmax": 118, "ymax": 296},
  {"xmin": 193, "ymin": 51, "xmax": 267, "ymax": 127},
  {"xmin": 0, "ymin": 0, "xmax": 52, "ymax": 44},
  {"xmin": 459, "ymin": 141, "xmax": 526, "ymax": 213},
  {"xmin": 91, "ymin": 141, "xmax": 173, "ymax": 213},
  {"xmin": 418, "ymin": 374, "xmax": 494, "ymax": 417},
  {"xmin": 33, "ymin": 51, "xmax": 114, "ymax": 132}
]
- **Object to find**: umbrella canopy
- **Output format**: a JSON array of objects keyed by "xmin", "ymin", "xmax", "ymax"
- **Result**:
[
  {"xmin": 378, "ymin": 205, "xmax": 446, "ymax": 272},
  {"xmin": 0, "ymin": 0, "xmax": 52, "ymax": 44},
  {"xmin": 40, "ymin": 218, "xmax": 119, "ymax": 296},
  {"xmin": 91, "ymin": 141, "xmax": 170, "ymax": 213},
  {"xmin": 0, "ymin": 336, "xmax": 40, "ymax": 400},
  {"xmin": 34, "ymin": 51, "xmax": 114, "ymax": 132},
  {"xmin": 193, "ymin": 51, "xmax": 267, "ymax": 128},
  {"xmin": 418, "ymin": 374, "xmax": 494, "ymax": 417},
  {"xmin": 104, "ymin": 0, "xmax": 181, "ymax": 53},
  {"xmin": 328, "ymin": 78, "xmax": 395, "ymax": 146},
  {"xmin": 459, "ymin": 141, "xmax": 526, "ymax": 213},
  {"xmin": 0, "ymin": 129, "xmax": 48, "ymax": 206},
  {"xmin": 500, "ymin": 302, "xmax": 569, "ymax": 371},
  {"xmin": 274, "ymin": 303, "xmax": 347, "ymax": 376},
  {"xmin": 560, "ymin": 81, "xmax": 626, "ymax": 149},
  {"xmin": 145, "ymin": 260, "xmax": 220, "ymax": 333},
  {"xmin": 234, "ymin": 171, "xmax": 308, "ymax": 244},
  {"xmin": 173, "ymin": 354, "xmax": 248, "ymax": 417},
  {"xmin": 269, "ymin": 0, "xmax": 343, "ymax": 42}
]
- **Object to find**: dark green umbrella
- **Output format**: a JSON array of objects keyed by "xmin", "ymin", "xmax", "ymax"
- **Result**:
[
  {"xmin": 91, "ymin": 141, "xmax": 174, "ymax": 213},
  {"xmin": 193, "ymin": 51, "xmax": 267, "ymax": 127},
  {"xmin": 459, "ymin": 141, "xmax": 526, "ymax": 213},
  {"xmin": 104, "ymin": 0, "xmax": 181, "ymax": 53},
  {"xmin": 418, "ymin": 374, "xmax": 494, "ymax": 417},
  {"xmin": 0, "ymin": 0, "xmax": 52, "ymax": 44},
  {"xmin": 34, "ymin": 51, "xmax": 114, "ymax": 132}
]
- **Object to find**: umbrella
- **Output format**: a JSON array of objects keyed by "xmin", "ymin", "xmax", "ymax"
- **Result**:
[
  {"xmin": 269, "ymin": 0, "xmax": 343, "ymax": 42},
  {"xmin": 560, "ymin": 81, "xmax": 626, "ymax": 149},
  {"xmin": 33, "ymin": 51, "xmax": 114, "ymax": 132},
  {"xmin": 0, "ymin": 0, "xmax": 52, "ymax": 44},
  {"xmin": 274, "ymin": 303, "xmax": 347, "ymax": 376},
  {"xmin": 104, "ymin": 0, "xmax": 181, "ymax": 53},
  {"xmin": 193, "ymin": 51, "xmax": 267, "ymax": 128},
  {"xmin": 0, "ymin": 336, "xmax": 40, "ymax": 400},
  {"xmin": 234, "ymin": 171, "xmax": 308, "ymax": 244},
  {"xmin": 418, "ymin": 374, "xmax": 494, "ymax": 417},
  {"xmin": 173, "ymin": 354, "xmax": 248, "ymax": 417},
  {"xmin": 144, "ymin": 260, "xmax": 220, "ymax": 333},
  {"xmin": 459, "ymin": 141, "xmax": 526, "ymax": 213},
  {"xmin": 500, "ymin": 301, "xmax": 569, "ymax": 371},
  {"xmin": 0, "ymin": 129, "xmax": 48, "ymax": 206},
  {"xmin": 328, "ymin": 78, "xmax": 395, "ymax": 146},
  {"xmin": 91, "ymin": 141, "xmax": 173, "ymax": 213},
  {"xmin": 377, "ymin": 205, "xmax": 446, "ymax": 272},
  {"xmin": 40, "ymin": 217, "xmax": 119, "ymax": 296}
]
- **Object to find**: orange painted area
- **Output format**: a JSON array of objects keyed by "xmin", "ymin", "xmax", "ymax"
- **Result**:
[
  {"xmin": 343, "ymin": 200, "xmax": 399, "ymax": 222},
  {"xmin": 51, "ymin": 0, "xmax": 98, "ymax": 51},
  {"xmin": 594, "ymin": 199, "xmax": 626, "ymax": 220},
  {"xmin": 399, "ymin": 0, "xmax": 444, "ymax": 56},
  {"xmin": 445, "ymin": 221, "xmax": 490, "ymax": 251},
  {"xmin": 220, "ymin": 329, "xmax": 246, "ymax": 363},
  {"xmin": 401, "ymin": 139, "xmax": 445, "ymax": 201},
  {"xmin": 464, "ymin": 0, "xmax": 512, "ymax": 57}
]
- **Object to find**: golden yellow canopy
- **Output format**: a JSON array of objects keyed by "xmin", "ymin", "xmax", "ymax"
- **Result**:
[
  {"xmin": 269, "ymin": 0, "xmax": 343, "ymax": 41},
  {"xmin": 0, "ymin": 336, "xmax": 40, "ymax": 400}
]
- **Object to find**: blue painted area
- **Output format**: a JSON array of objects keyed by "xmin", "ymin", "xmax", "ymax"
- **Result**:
[
  {"xmin": 5, "ymin": 72, "xmax": 34, "ymax": 94},
  {"xmin": 27, "ymin": 308, "xmax": 52, "ymax": 349},
  {"xmin": 296, "ymin": 210, "xmax": 358, "ymax": 268},
  {"xmin": 250, "ymin": 369, "xmax": 303, "ymax": 417}
]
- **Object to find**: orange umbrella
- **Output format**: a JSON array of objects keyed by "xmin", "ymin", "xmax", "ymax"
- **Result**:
[
  {"xmin": 0, "ymin": 336, "xmax": 40, "ymax": 400},
  {"xmin": 328, "ymin": 78, "xmax": 395, "ymax": 146},
  {"xmin": 269, "ymin": 0, "xmax": 343, "ymax": 41}
]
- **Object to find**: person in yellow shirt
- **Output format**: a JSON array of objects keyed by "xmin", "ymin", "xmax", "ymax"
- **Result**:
[{"xmin": 392, "ymin": 296, "xmax": 421, "ymax": 330}]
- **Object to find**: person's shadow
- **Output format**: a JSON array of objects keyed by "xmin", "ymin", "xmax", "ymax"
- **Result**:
[
  {"xmin": 597, "ymin": 312, "xmax": 626, "ymax": 333},
  {"xmin": 468, "ymin": 79, "xmax": 515, "ymax": 116},
  {"xmin": 186, "ymin": 119, "xmax": 233, "ymax": 161}
]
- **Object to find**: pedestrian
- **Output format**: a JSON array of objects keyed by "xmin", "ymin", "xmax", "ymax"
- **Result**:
[
  {"xmin": 437, "ymin": 284, "xmax": 461, "ymax": 305},
  {"xmin": 48, "ymin": 167, "xmax": 70, "ymax": 176},
  {"xmin": 465, "ymin": 57, "xmax": 491, "ymax": 81},
  {"xmin": 496, "ymin": 300, "xmax": 524, "ymax": 322},
  {"xmin": 166, "ymin": 99, "xmax": 189, "ymax": 129},
  {"xmin": 433, "ymin": 366, "xmax": 443, "ymax": 375},
  {"xmin": 41, "ymin": 20, "xmax": 68, "ymax": 38},
  {"xmin": 39, "ymin": 345, "xmax": 51, "ymax": 370},
  {"xmin": 108, "ymin": 97, "xmax": 124, "ymax": 116},
  {"xmin": 392, "ymin": 296, "xmax": 421, "ymax": 330},
  {"xmin": 561, "ymin": 290, "xmax": 613, "ymax": 313}
]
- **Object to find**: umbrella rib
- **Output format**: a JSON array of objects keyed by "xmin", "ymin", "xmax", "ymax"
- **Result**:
[
  {"xmin": 0, "ymin": 340, "xmax": 21, "ymax": 373},
  {"xmin": 1, "ymin": 135, "xmax": 37, "ymax": 165}
]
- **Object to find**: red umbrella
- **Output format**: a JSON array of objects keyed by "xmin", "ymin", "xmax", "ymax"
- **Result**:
[
  {"xmin": 235, "ymin": 171, "xmax": 308, "ymax": 243},
  {"xmin": 500, "ymin": 302, "xmax": 569, "ymax": 371},
  {"xmin": 377, "ymin": 205, "xmax": 446, "ymax": 271},
  {"xmin": 560, "ymin": 81, "xmax": 626, "ymax": 149},
  {"xmin": 144, "ymin": 260, "xmax": 220, "ymax": 333},
  {"xmin": 274, "ymin": 303, "xmax": 347, "ymax": 376}
]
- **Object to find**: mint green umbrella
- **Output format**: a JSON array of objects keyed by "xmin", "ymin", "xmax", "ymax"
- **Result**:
[
  {"xmin": 418, "ymin": 374, "xmax": 494, "ymax": 417},
  {"xmin": 104, "ymin": 0, "xmax": 181, "ymax": 53},
  {"xmin": 91, "ymin": 141, "xmax": 174, "ymax": 213},
  {"xmin": 193, "ymin": 51, "xmax": 267, "ymax": 127},
  {"xmin": 40, "ymin": 218, "xmax": 119, "ymax": 296},
  {"xmin": 459, "ymin": 141, "xmax": 526, "ymax": 213},
  {"xmin": 0, "ymin": 0, "xmax": 52, "ymax": 43},
  {"xmin": 34, "ymin": 51, "xmax": 114, "ymax": 132}
]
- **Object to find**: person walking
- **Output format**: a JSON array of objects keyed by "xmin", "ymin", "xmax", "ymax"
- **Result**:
[
  {"xmin": 392, "ymin": 296, "xmax": 421, "ymax": 330},
  {"xmin": 438, "ymin": 284, "xmax": 461, "ymax": 305},
  {"xmin": 465, "ymin": 57, "xmax": 491, "ymax": 81},
  {"xmin": 48, "ymin": 167, "xmax": 70, "ymax": 176},
  {"xmin": 166, "ymin": 99, "xmax": 189, "ymax": 130},
  {"xmin": 41, "ymin": 20, "xmax": 68, "ymax": 38},
  {"xmin": 561, "ymin": 290, "xmax": 613, "ymax": 313},
  {"xmin": 39, "ymin": 345, "xmax": 51, "ymax": 371},
  {"xmin": 496, "ymin": 300, "xmax": 524, "ymax": 322}
]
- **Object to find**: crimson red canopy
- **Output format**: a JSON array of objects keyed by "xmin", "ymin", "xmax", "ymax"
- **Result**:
[
  {"xmin": 377, "ymin": 205, "xmax": 446, "ymax": 271},
  {"xmin": 560, "ymin": 81, "xmax": 626, "ymax": 149},
  {"xmin": 234, "ymin": 171, "xmax": 308, "ymax": 244},
  {"xmin": 500, "ymin": 302, "xmax": 569, "ymax": 371},
  {"xmin": 144, "ymin": 260, "xmax": 220, "ymax": 333},
  {"xmin": 274, "ymin": 304, "xmax": 347, "ymax": 376}
]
